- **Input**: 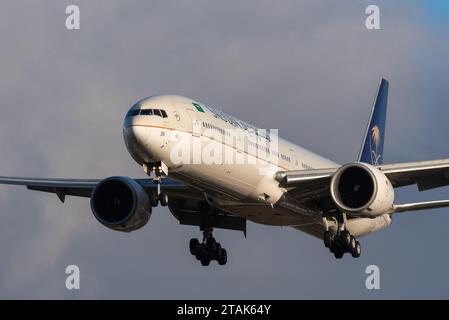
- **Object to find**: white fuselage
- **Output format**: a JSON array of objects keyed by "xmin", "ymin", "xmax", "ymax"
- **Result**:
[{"xmin": 123, "ymin": 95, "xmax": 339, "ymax": 228}]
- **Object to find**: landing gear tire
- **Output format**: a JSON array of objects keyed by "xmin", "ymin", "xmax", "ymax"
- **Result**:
[
  {"xmin": 200, "ymin": 254, "xmax": 211, "ymax": 266},
  {"xmin": 323, "ymin": 231, "xmax": 334, "ymax": 248},
  {"xmin": 340, "ymin": 230, "xmax": 351, "ymax": 248},
  {"xmin": 349, "ymin": 236, "xmax": 356, "ymax": 252},
  {"xmin": 351, "ymin": 241, "xmax": 361, "ymax": 258},
  {"xmin": 206, "ymin": 237, "xmax": 217, "ymax": 253},
  {"xmin": 159, "ymin": 193, "xmax": 168, "ymax": 206},
  {"xmin": 189, "ymin": 232, "xmax": 227, "ymax": 266},
  {"xmin": 217, "ymin": 248, "xmax": 227, "ymax": 265},
  {"xmin": 214, "ymin": 242, "xmax": 222, "ymax": 259},
  {"xmin": 189, "ymin": 238, "xmax": 200, "ymax": 256},
  {"xmin": 150, "ymin": 195, "xmax": 158, "ymax": 207},
  {"xmin": 325, "ymin": 229, "xmax": 362, "ymax": 259},
  {"xmin": 194, "ymin": 251, "xmax": 202, "ymax": 261},
  {"xmin": 333, "ymin": 247, "xmax": 344, "ymax": 259}
]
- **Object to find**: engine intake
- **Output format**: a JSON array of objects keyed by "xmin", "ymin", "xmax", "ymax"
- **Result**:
[
  {"xmin": 330, "ymin": 162, "xmax": 394, "ymax": 217},
  {"xmin": 90, "ymin": 176, "xmax": 151, "ymax": 232}
]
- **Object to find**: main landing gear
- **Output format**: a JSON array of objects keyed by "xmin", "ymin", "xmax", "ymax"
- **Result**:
[
  {"xmin": 324, "ymin": 212, "xmax": 361, "ymax": 259},
  {"xmin": 189, "ymin": 230, "xmax": 228, "ymax": 266},
  {"xmin": 145, "ymin": 162, "xmax": 227, "ymax": 266},
  {"xmin": 189, "ymin": 202, "xmax": 228, "ymax": 266},
  {"xmin": 323, "ymin": 230, "xmax": 361, "ymax": 259}
]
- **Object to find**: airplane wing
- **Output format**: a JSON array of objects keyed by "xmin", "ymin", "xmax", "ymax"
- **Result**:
[
  {"xmin": 0, "ymin": 176, "xmax": 99, "ymax": 200},
  {"xmin": 0, "ymin": 176, "xmax": 247, "ymax": 233},
  {"xmin": 276, "ymin": 158, "xmax": 449, "ymax": 214},
  {"xmin": 0, "ymin": 176, "xmax": 188, "ymax": 202}
]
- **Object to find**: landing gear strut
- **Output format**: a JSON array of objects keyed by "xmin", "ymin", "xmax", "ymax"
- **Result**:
[
  {"xmin": 149, "ymin": 190, "xmax": 168, "ymax": 207},
  {"xmin": 145, "ymin": 162, "xmax": 168, "ymax": 207},
  {"xmin": 324, "ymin": 212, "xmax": 361, "ymax": 259},
  {"xmin": 189, "ymin": 230, "xmax": 228, "ymax": 266},
  {"xmin": 189, "ymin": 202, "xmax": 228, "ymax": 266}
]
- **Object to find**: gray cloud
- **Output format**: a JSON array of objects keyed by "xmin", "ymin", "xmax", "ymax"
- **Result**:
[{"xmin": 0, "ymin": 0, "xmax": 449, "ymax": 298}]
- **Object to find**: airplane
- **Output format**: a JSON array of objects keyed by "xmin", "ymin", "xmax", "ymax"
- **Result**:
[{"xmin": 2, "ymin": 78, "xmax": 449, "ymax": 266}]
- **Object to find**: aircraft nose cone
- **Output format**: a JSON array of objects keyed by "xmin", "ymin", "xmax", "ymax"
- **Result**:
[
  {"xmin": 124, "ymin": 125, "xmax": 149, "ymax": 148},
  {"xmin": 123, "ymin": 125, "xmax": 151, "ymax": 164}
]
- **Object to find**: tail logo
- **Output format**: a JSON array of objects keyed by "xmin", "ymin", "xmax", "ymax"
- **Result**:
[{"xmin": 370, "ymin": 125, "xmax": 382, "ymax": 165}]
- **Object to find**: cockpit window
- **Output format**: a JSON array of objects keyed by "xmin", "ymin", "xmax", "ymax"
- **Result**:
[
  {"xmin": 140, "ymin": 109, "xmax": 153, "ymax": 115},
  {"xmin": 127, "ymin": 108, "xmax": 168, "ymax": 118},
  {"xmin": 126, "ymin": 109, "xmax": 140, "ymax": 117}
]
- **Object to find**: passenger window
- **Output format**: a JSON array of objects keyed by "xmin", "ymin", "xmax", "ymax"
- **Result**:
[
  {"xmin": 140, "ymin": 109, "xmax": 153, "ymax": 115},
  {"xmin": 160, "ymin": 110, "xmax": 168, "ymax": 118},
  {"xmin": 154, "ymin": 109, "xmax": 161, "ymax": 117}
]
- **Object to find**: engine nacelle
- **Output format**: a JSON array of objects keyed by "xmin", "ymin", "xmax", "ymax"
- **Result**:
[
  {"xmin": 90, "ymin": 176, "xmax": 151, "ymax": 232},
  {"xmin": 330, "ymin": 162, "xmax": 394, "ymax": 217}
]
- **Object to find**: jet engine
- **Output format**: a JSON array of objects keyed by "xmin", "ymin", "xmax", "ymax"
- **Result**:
[
  {"xmin": 330, "ymin": 162, "xmax": 394, "ymax": 217},
  {"xmin": 90, "ymin": 176, "xmax": 151, "ymax": 232}
]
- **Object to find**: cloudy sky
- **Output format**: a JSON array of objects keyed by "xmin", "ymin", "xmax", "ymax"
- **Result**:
[{"xmin": 0, "ymin": 0, "xmax": 449, "ymax": 299}]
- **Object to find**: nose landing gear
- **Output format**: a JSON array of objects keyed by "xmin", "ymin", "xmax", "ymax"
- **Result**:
[
  {"xmin": 144, "ymin": 162, "xmax": 169, "ymax": 207},
  {"xmin": 150, "ymin": 191, "xmax": 168, "ymax": 207}
]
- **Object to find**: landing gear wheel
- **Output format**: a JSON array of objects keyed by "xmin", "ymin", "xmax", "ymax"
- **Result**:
[
  {"xmin": 206, "ymin": 237, "xmax": 217, "ymax": 253},
  {"xmin": 150, "ymin": 195, "xmax": 159, "ymax": 207},
  {"xmin": 200, "ymin": 254, "xmax": 211, "ymax": 266},
  {"xmin": 340, "ymin": 230, "xmax": 351, "ymax": 248},
  {"xmin": 214, "ymin": 242, "xmax": 222, "ymax": 259},
  {"xmin": 159, "ymin": 193, "xmax": 168, "ymax": 206},
  {"xmin": 189, "ymin": 238, "xmax": 200, "ymax": 256},
  {"xmin": 217, "ymin": 248, "xmax": 227, "ymax": 265},
  {"xmin": 194, "ymin": 249, "xmax": 202, "ymax": 261},
  {"xmin": 323, "ymin": 231, "xmax": 334, "ymax": 248},
  {"xmin": 333, "ymin": 247, "xmax": 344, "ymax": 259},
  {"xmin": 351, "ymin": 241, "xmax": 361, "ymax": 258},
  {"xmin": 189, "ymin": 232, "xmax": 228, "ymax": 266},
  {"xmin": 348, "ymin": 236, "xmax": 356, "ymax": 252},
  {"xmin": 190, "ymin": 204, "xmax": 229, "ymax": 266}
]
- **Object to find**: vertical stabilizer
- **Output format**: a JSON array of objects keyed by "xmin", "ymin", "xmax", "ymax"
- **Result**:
[{"xmin": 358, "ymin": 78, "xmax": 389, "ymax": 165}]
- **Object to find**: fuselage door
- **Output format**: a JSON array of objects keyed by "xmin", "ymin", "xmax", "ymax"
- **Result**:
[{"xmin": 186, "ymin": 108, "xmax": 201, "ymax": 138}]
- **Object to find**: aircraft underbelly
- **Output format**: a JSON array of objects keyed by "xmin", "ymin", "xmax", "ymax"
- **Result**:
[{"xmin": 225, "ymin": 204, "xmax": 320, "ymax": 226}]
